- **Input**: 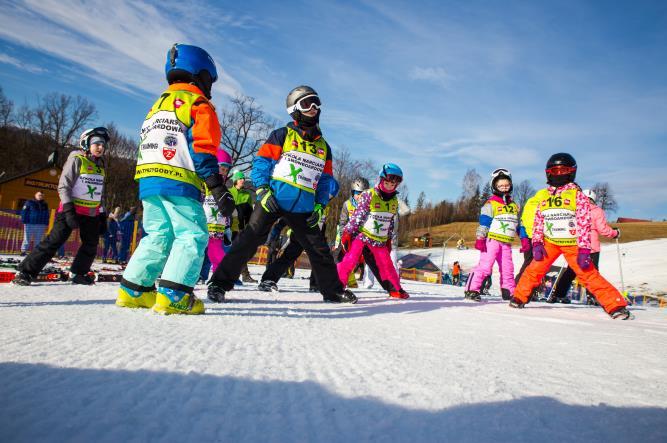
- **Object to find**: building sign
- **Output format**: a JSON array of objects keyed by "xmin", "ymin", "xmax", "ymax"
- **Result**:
[{"xmin": 24, "ymin": 178, "xmax": 58, "ymax": 191}]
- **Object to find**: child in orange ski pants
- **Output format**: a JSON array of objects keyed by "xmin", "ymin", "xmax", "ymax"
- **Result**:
[{"xmin": 514, "ymin": 240, "xmax": 627, "ymax": 314}]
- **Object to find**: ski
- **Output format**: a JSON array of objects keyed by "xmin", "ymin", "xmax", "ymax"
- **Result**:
[{"xmin": 0, "ymin": 270, "xmax": 69, "ymax": 283}]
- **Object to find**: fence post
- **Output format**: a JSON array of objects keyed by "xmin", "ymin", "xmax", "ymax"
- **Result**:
[
  {"xmin": 130, "ymin": 220, "xmax": 139, "ymax": 255},
  {"xmin": 47, "ymin": 209, "xmax": 56, "ymax": 234}
]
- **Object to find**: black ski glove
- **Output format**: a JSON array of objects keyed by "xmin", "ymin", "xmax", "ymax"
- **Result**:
[
  {"xmin": 306, "ymin": 203, "xmax": 324, "ymax": 228},
  {"xmin": 256, "ymin": 186, "xmax": 280, "ymax": 213},
  {"xmin": 205, "ymin": 175, "xmax": 235, "ymax": 217},
  {"xmin": 98, "ymin": 212, "xmax": 108, "ymax": 236},
  {"xmin": 62, "ymin": 202, "xmax": 79, "ymax": 230}
]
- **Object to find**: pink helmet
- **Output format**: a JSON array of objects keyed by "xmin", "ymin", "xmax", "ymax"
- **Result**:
[{"xmin": 216, "ymin": 148, "xmax": 232, "ymax": 167}]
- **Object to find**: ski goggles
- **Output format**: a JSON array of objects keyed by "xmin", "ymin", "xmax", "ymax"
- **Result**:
[
  {"xmin": 287, "ymin": 94, "xmax": 322, "ymax": 114},
  {"xmin": 491, "ymin": 168, "xmax": 511, "ymax": 179},
  {"xmin": 546, "ymin": 165, "xmax": 576, "ymax": 176},
  {"xmin": 382, "ymin": 174, "xmax": 402, "ymax": 184}
]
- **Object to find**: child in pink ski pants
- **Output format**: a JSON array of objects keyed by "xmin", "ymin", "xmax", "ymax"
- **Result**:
[
  {"xmin": 465, "ymin": 169, "xmax": 526, "ymax": 301},
  {"xmin": 337, "ymin": 163, "xmax": 409, "ymax": 299},
  {"xmin": 206, "ymin": 148, "xmax": 233, "ymax": 271}
]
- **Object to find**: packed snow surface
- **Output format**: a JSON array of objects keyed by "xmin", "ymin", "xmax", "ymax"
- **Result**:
[{"xmin": 1, "ymin": 262, "xmax": 666, "ymax": 442}]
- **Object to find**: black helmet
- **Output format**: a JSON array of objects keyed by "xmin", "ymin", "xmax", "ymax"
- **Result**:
[
  {"xmin": 286, "ymin": 85, "xmax": 321, "ymax": 127},
  {"xmin": 545, "ymin": 152, "xmax": 577, "ymax": 187}
]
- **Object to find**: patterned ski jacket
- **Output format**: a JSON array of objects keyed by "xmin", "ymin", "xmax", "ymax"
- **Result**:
[
  {"xmin": 343, "ymin": 185, "xmax": 397, "ymax": 247},
  {"xmin": 532, "ymin": 183, "xmax": 592, "ymax": 250}
]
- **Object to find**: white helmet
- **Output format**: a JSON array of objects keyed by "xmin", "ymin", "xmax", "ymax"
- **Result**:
[
  {"xmin": 582, "ymin": 189, "xmax": 597, "ymax": 203},
  {"xmin": 351, "ymin": 177, "xmax": 370, "ymax": 192},
  {"xmin": 79, "ymin": 127, "xmax": 110, "ymax": 151}
]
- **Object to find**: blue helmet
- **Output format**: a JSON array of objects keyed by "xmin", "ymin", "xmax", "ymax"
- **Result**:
[
  {"xmin": 165, "ymin": 44, "xmax": 218, "ymax": 99},
  {"xmin": 379, "ymin": 163, "xmax": 403, "ymax": 181}
]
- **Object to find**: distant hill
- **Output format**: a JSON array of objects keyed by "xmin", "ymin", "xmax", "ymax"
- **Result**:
[{"xmin": 409, "ymin": 221, "xmax": 667, "ymax": 247}]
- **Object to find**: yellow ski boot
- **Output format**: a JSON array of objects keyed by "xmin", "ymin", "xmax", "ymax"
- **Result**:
[
  {"xmin": 152, "ymin": 287, "xmax": 205, "ymax": 315},
  {"xmin": 116, "ymin": 285, "xmax": 156, "ymax": 309},
  {"xmin": 347, "ymin": 272, "xmax": 358, "ymax": 288}
]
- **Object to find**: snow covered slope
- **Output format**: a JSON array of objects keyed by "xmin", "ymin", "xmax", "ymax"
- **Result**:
[{"xmin": 1, "ymin": 267, "xmax": 666, "ymax": 442}]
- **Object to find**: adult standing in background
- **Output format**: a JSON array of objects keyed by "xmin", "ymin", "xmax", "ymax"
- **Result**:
[
  {"xmin": 20, "ymin": 191, "xmax": 50, "ymax": 255},
  {"xmin": 118, "ymin": 206, "xmax": 137, "ymax": 265},
  {"xmin": 102, "ymin": 207, "xmax": 121, "ymax": 263}
]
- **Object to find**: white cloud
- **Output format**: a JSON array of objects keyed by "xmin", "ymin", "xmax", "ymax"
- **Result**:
[
  {"xmin": 0, "ymin": 53, "xmax": 45, "ymax": 73},
  {"xmin": 409, "ymin": 66, "xmax": 450, "ymax": 87},
  {"xmin": 0, "ymin": 0, "xmax": 243, "ymax": 98}
]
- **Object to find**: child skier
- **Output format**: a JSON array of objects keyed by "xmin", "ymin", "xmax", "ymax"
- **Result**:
[
  {"xmin": 464, "ymin": 168, "xmax": 527, "ymax": 301},
  {"xmin": 115, "ymin": 43, "xmax": 234, "ymax": 315},
  {"xmin": 201, "ymin": 148, "xmax": 234, "ymax": 276},
  {"xmin": 511, "ymin": 153, "xmax": 631, "ymax": 319},
  {"xmin": 335, "ymin": 177, "xmax": 388, "ymax": 290},
  {"xmin": 337, "ymin": 163, "xmax": 409, "ymax": 299},
  {"xmin": 13, "ymin": 127, "xmax": 110, "ymax": 285},
  {"xmin": 206, "ymin": 85, "xmax": 357, "ymax": 304},
  {"xmin": 547, "ymin": 189, "xmax": 621, "ymax": 303},
  {"xmin": 227, "ymin": 169, "xmax": 256, "ymax": 283}
]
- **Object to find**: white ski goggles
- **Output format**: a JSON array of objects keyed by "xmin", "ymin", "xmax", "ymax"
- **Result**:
[
  {"xmin": 286, "ymin": 94, "xmax": 322, "ymax": 114},
  {"xmin": 491, "ymin": 168, "xmax": 511, "ymax": 180}
]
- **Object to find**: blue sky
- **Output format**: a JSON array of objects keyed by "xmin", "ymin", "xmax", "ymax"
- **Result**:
[{"xmin": 1, "ymin": 0, "xmax": 666, "ymax": 219}]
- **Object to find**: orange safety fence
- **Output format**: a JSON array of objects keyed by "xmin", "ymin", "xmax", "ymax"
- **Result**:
[
  {"xmin": 248, "ymin": 246, "xmax": 313, "ymax": 269},
  {"xmin": 399, "ymin": 267, "xmax": 442, "ymax": 284}
]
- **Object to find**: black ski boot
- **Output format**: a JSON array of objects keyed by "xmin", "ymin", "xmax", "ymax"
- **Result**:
[
  {"xmin": 11, "ymin": 271, "xmax": 32, "ymax": 286},
  {"xmin": 241, "ymin": 267, "xmax": 257, "ymax": 284},
  {"xmin": 258, "ymin": 280, "xmax": 279, "ymax": 293},
  {"xmin": 609, "ymin": 307, "xmax": 633, "ymax": 320},
  {"xmin": 464, "ymin": 290, "xmax": 482, "ymax": 302},
  {"xmin": 71, "ymin": 273, "xmax": 95, "ymax": 285},
  {"xmin": 324, "ymin": 289, "xmax": 358, "ymax": 304},
  {"xmin": 508, "ymin": 297, "xmax": 525, "ymax": 309},
  {"xmin": 557, "ymin": 297, "xmax": 571, "ymax": 304},
  {"xmin": 207, "ymin": 281, "xmax": 226, "ymax": 303},
  {"xmin": 501, "ymin": 288, "xmax": 512, "ymax": 300}
]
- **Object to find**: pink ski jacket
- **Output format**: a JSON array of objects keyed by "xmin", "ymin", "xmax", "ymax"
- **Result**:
[{"xmin": 590, "ymin": 204, "xmax": 617, "ymax": 252}]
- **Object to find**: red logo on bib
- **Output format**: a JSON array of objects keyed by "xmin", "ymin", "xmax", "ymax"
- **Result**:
[
  {"xmin": 163, "ymin": 147, "xmax": 176, "ymax": 160},
  {"xmin": 174, "ymin": 98, "xmax": 184, "ymax": 109},
  {"xmin": 564, "ymin": 199, "xmax": 571, "ymax": 205}
]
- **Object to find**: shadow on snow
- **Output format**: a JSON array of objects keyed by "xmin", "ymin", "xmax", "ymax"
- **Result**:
[{"xmin": 0, "ymin": 362, "xmax": 664, "ymax": 443}]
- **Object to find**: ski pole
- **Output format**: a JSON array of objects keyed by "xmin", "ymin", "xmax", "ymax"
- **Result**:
[
  {"xmin": 615, "ymin": 237, "xmax": 625, "ymax": 293},
  {"xmin": 615, "ymin": 237, "xmax": 633, "ymax": 305}
]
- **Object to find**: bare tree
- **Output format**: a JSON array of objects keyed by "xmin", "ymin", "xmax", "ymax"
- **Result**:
[
  {"xmin": 0, "ymin": 86, "xmax": 14, "ymax": 127},
  {"xmin": 219, "ymin": 95, "xmax": 276, "ymax": 173},
  {"xmin": 480, "ymin": 182, "xmax": 492, "ymax": 203},
  {"xmin": 514, "ymin": 179, "xmax": 536, "ymax": 209},
  {"xmin": 102, "ymin": 123, "xmax": 139, "ymax": 211},
  {"xmin": 41, "ymin": 93, "xmax": 97, "ymax": 148},
  {"xmin": 416, "ymin": 191, "xmax": 426, "ymax": 211},
  {"xmin": 461, "ymin": 168, "xmax": 481, "ymax": 199},
  {"xmin": 591, "ymin": 182, "xmax": 618, "ymax": 213}
]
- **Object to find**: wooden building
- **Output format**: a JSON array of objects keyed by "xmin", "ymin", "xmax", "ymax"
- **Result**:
[{"xmin": 0, "ymin": 166, "xmax": 62, "ymax": 210}]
